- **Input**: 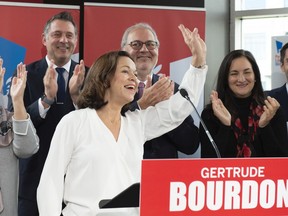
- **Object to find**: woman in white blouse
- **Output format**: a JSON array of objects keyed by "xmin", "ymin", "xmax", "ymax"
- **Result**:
[{"xmin": 37, "ymin": 24, "xmax": 207, "ymax": 216}]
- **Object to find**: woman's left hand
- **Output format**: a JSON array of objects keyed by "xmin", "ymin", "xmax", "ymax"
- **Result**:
[
  {"xmin": 259, "ymin": 96, "xmax": 280, "ymax": 128},
  {"xmin": 178, "ymin": 24, "xmax": 206, "ymax": 68}
]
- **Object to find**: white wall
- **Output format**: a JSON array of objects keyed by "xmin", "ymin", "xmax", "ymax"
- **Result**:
[{"xmin": 205, "ymin": 0, "xmax": 230, "ymax": 104}]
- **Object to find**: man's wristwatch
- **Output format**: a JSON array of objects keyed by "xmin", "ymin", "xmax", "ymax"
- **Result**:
[{"xmin": 41, "ymin": 94, "xmax": 55, "ymax": 106}]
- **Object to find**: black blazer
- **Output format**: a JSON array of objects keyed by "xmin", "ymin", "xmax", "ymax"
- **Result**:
[
  {"xmin": 267, "ymin": 84, "xmax": 288, "ymax": 122},
  {"xmin": 129, "ymin": 73, "xmax": 200, "ymax": 159},
  {"xmin": 8, "ymin": 58, "xmax": 88, "ymax": 202}
]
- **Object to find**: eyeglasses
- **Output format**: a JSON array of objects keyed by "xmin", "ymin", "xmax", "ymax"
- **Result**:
[{"xmin": 128, "ymin": 40, "xmax": 158, "ymax": 51}]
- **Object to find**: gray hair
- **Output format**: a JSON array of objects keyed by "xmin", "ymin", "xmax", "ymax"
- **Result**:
[{"xmin": 120, "ymin": 22, "xmax": 160, "ymax": 49}]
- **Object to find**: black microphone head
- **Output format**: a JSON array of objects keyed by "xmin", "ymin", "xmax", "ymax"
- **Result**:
[{"xmin": 179, "ymin": 88, "xmax": 188, "ymax": 98}]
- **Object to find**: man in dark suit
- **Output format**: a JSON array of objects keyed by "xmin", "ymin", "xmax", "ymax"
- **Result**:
[
  {"xmin": 8, "ymin": 11, "xmax": 87, "ymax": 216},
  {"xmin": 121, "ymin": 23, "xmax": 200, "ymax": 159},
  {"xmin": 267, "ymin": 42, "xmax": 288, "ymax": 122}
]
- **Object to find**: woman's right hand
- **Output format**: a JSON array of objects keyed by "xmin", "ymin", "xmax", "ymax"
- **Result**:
[{"xmin": 210, "ymin": 90, "xmax": 231, "ymax": 126}]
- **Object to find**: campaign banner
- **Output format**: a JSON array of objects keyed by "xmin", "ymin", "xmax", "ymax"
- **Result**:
[{"xmin": 140, "ymin": 158, "xmax": 288, "ymax": 215}]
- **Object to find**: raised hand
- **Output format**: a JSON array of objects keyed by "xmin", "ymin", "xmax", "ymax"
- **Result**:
[
  {"xmin": 11, "ymin": 62, "xmax": 28, "ymax": 120},
  {"xmin": 69, "ymin": 59, "xmax": 85, "ymax": 104},
  {"xmin": 10, "ymin": 63, "xmax": 27, "ymax": 102},
  {"xmin": 258, "ymin": 96, "xmax": 280, "ymax": 128},
  {"xmin": 178, "ymin": 24, "xmax": 207, "ymax": 68},
  {"xmin": 210, "ymin": 90, "xmax": 231, "ymax": 126},
  {"xmin": 0, "ymin": 58, "xmax": 6, "ymax": 91}
]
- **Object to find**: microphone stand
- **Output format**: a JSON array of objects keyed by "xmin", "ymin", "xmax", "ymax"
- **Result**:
[{"xmin": 180, "ymin": 89, "xmax": 221, "ymax": 158}]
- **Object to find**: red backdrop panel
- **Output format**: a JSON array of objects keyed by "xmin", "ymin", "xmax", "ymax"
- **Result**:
[
  {"xmin": 0, "ymin": 3, "xmax": 80, "ymax": 64},
  {"xmin": 84, "ymin": 3, "xmax": 206, "ymax": 75}
]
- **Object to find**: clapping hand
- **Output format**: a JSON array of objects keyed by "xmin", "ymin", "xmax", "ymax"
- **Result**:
[
  {"xmin": 10, "ymin": 62, "xmax": 27, "ymax": 103},
  {"xmin": 43, "ymin": 59, "xmax": 58, "ymax": 101},
  {"xmin": 137, "ymin": 75, "xmax": 174, "ymax": 109},
  {"xmin": 258, "ymin": 96, "xmax": 280, "ymax": 128},
  {"xmin": 210, "ymin": 90, "xmax": 231, "ymax": 126},
  {"xmin": 69, "ymin": 59, "xmax": 86, "ymax": 104}
]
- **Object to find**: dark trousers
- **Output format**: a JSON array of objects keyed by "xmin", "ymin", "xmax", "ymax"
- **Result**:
[
  {"xmin": 18, "ymin": 197, "xmax": 65, "ymax": 216},
  {"xmin": 18, "ymin": 197, "xmax": 38, "ymax": 216}
]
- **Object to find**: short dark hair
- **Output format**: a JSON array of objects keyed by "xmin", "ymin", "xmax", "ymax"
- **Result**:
[
  {"xmin": 280, "ymin": 42, "xmax": 288, "ymax": 65},
  {"xmin": 77, "ymin": 51, "xmax": 134, "ymax": 110},
  {"xmin": 43, "ymin": 11, "xmax": 77, "ymax": 37}
]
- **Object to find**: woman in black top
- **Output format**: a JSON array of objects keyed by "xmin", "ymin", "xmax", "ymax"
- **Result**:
[{"xmin": 200, "ymin": 49, "xmax": 288, "ymax": 158}]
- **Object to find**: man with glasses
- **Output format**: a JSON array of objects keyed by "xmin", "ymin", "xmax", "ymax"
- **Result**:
[{"xmin": 121, "ymin": 23, "xmax": 200, "ymax": 159}]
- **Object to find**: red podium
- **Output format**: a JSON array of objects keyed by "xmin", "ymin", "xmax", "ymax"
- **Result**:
[{"xmin": 140, "ymin": 158, "xmax": 288, "ymax": 216}]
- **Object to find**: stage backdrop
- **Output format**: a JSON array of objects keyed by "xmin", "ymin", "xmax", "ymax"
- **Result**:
[
  {"xmin": 0, "ymin": 2, "xmax": 80, "ymax": 106},
  {"xmin": 83, "ymin": 3, "xmax": 206, "ymax": 158}
]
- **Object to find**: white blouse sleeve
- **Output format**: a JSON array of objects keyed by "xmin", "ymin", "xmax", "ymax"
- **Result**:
[{"xmin": 37, "ymin": 114, "xmax": 75, "ymax": 216}]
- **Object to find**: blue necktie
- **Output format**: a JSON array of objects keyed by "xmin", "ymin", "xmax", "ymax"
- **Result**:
[{"xmin": 56, "ymin": 68, "xmax": 66, "ymax": 104}]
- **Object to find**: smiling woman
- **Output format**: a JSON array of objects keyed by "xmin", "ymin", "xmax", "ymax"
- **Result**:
[
  {"xmin": 200, "ymin": 49, "xmax": 288, "ymax": 158},
  {"xmin": 36, "ymin": 24, "xmax": 208, "ymax": 216},
  {"xmin": 228, "ymin": 56, "xmax": 256, "ymax": 98}
]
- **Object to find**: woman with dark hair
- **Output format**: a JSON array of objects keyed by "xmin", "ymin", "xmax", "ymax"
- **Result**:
[
  {"xmin": 200, "ymin": 49, "xmax": 288, "ymax": 158},
  {"xmin": 37, "ymin": 26, "xmax": 207, "ymax": 216}
]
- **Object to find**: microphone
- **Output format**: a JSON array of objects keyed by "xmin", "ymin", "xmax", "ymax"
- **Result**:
[{"xmin": 179, "ymin": 89, "xmax": 221, "ymax": 158}]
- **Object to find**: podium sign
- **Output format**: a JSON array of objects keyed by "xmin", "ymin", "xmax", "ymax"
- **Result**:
[{"xmin": 140, "ymin": 158, "xmax": 288, "ymax": 215}]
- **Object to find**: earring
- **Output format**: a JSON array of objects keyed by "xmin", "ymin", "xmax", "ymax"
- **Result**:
[{"xmin": 103, "ymin": 82, "xmax": 109, "ymax": 88}]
